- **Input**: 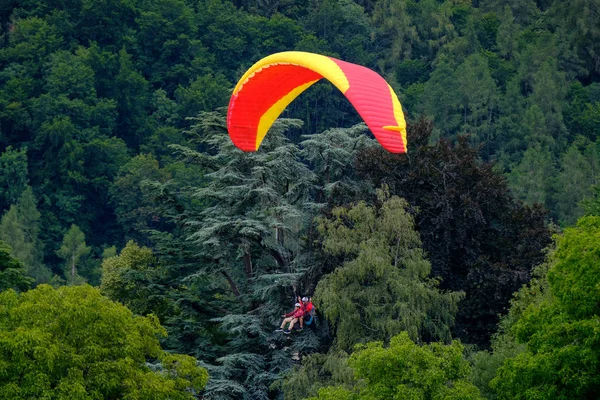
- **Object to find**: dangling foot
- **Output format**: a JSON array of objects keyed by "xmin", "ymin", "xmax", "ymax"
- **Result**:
[
  {"xmin": 275, "ymin": 328, "xmax": 284, "ymax": 332},
  {"xmin": 284, "ymin": 330, "xmax": 291, "ymax": 334}
]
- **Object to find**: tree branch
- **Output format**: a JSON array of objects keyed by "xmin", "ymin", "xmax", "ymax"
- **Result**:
[{"xmin": 221, "ymin": 270, "xmax": 240, "ymax": 298}]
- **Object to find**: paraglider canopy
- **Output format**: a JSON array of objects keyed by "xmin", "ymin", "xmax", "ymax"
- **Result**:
[{"xmin": 227, "ymin": 51, "xmax": 407, "ymax": 153}]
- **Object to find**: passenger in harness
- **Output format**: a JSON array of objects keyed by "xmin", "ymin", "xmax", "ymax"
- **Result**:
[{"xmin": 276, "ymin": 302, "xmax": 304, "ymax": 334}]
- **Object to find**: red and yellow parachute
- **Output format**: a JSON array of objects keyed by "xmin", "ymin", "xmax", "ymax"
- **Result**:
[{"xmin": 227, "ymin": 51, "xmax": 407, "ymax": 153}]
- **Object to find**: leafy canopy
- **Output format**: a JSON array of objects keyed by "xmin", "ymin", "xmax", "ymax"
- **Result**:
[
  {"xmin": 0, "ymin": 240, "xmax": 32, "ymax": 292},
  {"xmin": 491, "ymin": 216, "xmax": 600, "ymax": 399},
  {"xmin": 0, "ymin": 284, "xmax": 208, "ymax": 399},
  {"xmin": 310, "ymin": 332, "xmax": 482, "ymax": 400},
  {"xmin": 315, "ymin": 189, "xmax": 463, "ymax": 351}
]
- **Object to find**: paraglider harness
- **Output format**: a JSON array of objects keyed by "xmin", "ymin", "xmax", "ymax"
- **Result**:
[{"xmin": 304, "ymin": 302, "xmax": 315, "ymax": 326}]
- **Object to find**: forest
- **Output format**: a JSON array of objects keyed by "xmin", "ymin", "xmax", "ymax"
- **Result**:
[{"xmin": 0, "ymin": 0, "xmax": 599, "ymax": 398}]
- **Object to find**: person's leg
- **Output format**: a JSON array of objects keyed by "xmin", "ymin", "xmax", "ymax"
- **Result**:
[
  {"xmin": 280, "ymin": 317, "xmax": 293, "ymax": 329},
  {"xmin": 299, "ymin": 316, "xmax": 304, "ymax": 329},
  {"xmin": 287, "ymin": 318, "xmax": 298, "ymax": 331}
]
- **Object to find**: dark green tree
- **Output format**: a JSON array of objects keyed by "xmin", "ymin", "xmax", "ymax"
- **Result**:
[
  {"xmin": 581, "ymin": 184, "xmax": 600, "ymax": 216},
  {"xmin": 0, "ymin": 146, "xmax": 29, "ymax": 209},
  {"xmin": 552, "ymin": 137, "xmax": 600, "ymax": 226},
  {"xmin": 118, "ymin": 112, "xmax": 322, "ymax": 399},
  {"xmin": 507, "ymin": 143, "xmax": 555, "ymax": 207},
  {"xmin": 0, "ymin": 240, "xmax": 33, "ymax": 292},
  {"xmin": 355, "ymin": 119, "xmax": 552, "ymax": 346}
]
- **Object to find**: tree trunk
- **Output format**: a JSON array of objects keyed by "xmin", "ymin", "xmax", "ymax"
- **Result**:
[
  {"xmin": 221, "ymin": 270, "xmax": 241, "ymax": 297},
  {"xmin": 243, "ymin": 251, "xmax": 253, "ymax": 279}
]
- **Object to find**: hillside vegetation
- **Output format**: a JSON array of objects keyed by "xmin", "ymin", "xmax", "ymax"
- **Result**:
[{"xmin": 1, "ymin": 0, "xmax": 599, "ymax": 399}]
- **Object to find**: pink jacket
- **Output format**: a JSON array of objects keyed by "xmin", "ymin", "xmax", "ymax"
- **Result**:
[{"xmin": 285, "ymin": 307, "xmax": 304, "ymax": 318}]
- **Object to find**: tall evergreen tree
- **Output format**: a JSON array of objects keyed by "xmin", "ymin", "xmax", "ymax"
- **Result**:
[
  {"xmin": 136, "ymin": 112, "xmax": 323, "ymax": 399},
  {"xmin": 0, "ymin": 187, "xmax": 50, "ymax": 284},
  {"xmin": 56, "ymin": 224, "xmax": 91, "ymax": 285},
  {"xmin": 507, "ymin": 143, "xmax": 555, "ymax": 207},
  {"xmin": 554, "ymin": 140, "xmax": 598, "ymax": 225},
  {"xmin": 0, "ymin": 146, "xmax": 29, "ymax": 209}
]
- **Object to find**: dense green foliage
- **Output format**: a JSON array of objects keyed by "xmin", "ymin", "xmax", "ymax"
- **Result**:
[
  {"xmin": 0, "ymin": 284, "xmax": 208, "ymax": 399},
  {"xmin": 310, "ymin": 332, "xmax": 482, "ymax": 400},
  {"xmin": 491, "ymin": 216, "xmax": 600, "ymax": 399},
  {"xmin": 1, "ymin": 0, "xmax": 599, "ymax": 398},
  {"xmin": 1, "ymin": 0, "xmax": 597, "ymax": 272},
  {"xmin": 0, "ymin": 239, "xmax": 32, "ymax": 291},
  {"xmin": 315, "ymin": 191, "xmax": 463, "ymax": 350},
  {"xmin": 356, "ymin": 119, "xmax": 553, "ymax": 346}
]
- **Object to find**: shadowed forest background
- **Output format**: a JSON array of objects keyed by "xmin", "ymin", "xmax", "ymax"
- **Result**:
[{"xmin": 0, "ymin": 0, "xmax": 599, "ymax": 399}]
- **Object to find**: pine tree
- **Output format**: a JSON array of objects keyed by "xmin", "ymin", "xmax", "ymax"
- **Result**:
[
  {"xmin": 581, "ymin": 185, "xmax": 600, "ymax": 217},
  {"xmin": 455, "ymin": 53, "xmax": 499, "ymax": 145},
  {"xmin": 300, "ymin": 123, "xmax": 376, "ymax": 207},
  {"xmin": 56, "ymin": 224, "xmax": 91, "ymax": 284},
  {"xmin": 0, "ymin": 187, "xmax": 50, "ymax": 284},
  {"xmin": 0, "ymin": 146, "xmax": 29, "ymax": 209},
  {"xmin": 141, "ymin": 111, "xmax": 324, "ymax": 399},
  {"xmin": 554, "ymin": 141, "xmax": 596, "ymax": 226},
  {"xmin": 507, "ymin": 143, "xmax": 555, "ymax": 207}
]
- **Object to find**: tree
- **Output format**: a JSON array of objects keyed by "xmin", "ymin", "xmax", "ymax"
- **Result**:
[
  {"xmin": 554, "ymin": 140, "xmax": 598, "ymax": 226},
  {"xmin": 309, "ymin": 332, "xmax": 482, "ymax": 400},
  {"xmin": 491, "ymin": 216, "xmax": 600, "ymax": 399},
  {"xmin": 110, "ymin": 154, "xmax": 171, "ymax": 244},
  {"xmin": 315, "ymin": 190, "xmax": 464, "ymax": 351},
  {"xmin": 170, "ymin": 112, "xmax": 314, "ymax": 298},
  {"xmin": 480, "ymin": 0, "xmax": 539, "ymax": 26},
  {"xmin": 419, "ymin": 57, "xmax": 462, "ymax": 138},
  {"xmin": 0, "ymin": 187, "xmax": 50, "ymax": 284},
  {"xmin": 371, "ymin": 0, "xmax": 418, "ymax": 73},
  {"xmin": 113, "ymin": 48, "xmax": 151, "ymax": 148},
  {"xmin": 0, "ymin": 240, "xmax": 32, "ymax": 292},
  {"xmin": 278, "ymin": 351, "xmax": 355, "ymax": 400},
  {"xmin": 507, "ymin": 143, "xmax": 555, "ymax": 207},
  {"xmin": 550, "ymin": 0, "xmax": 600, "ymax": 81},
  {"xmin": 469, "ymin": 261, "xmax": 551, "ymax": 399},
  {"xmin": 299, "ymin": 123, "xmax": 376, "ymax": 208},
  {"xmin": 355, "ymin": 119, "xmax": 552, "ymax": 346},
  {"xmin": 0, "ymin": 284, "xmax": 208, "ymax": 399},
  {"xmin": 0, "ymin": 146, "xmax": 29, "ymax": 209},
  {"xmin": 136, "ymin": 112, "xmax": 323, "ymax": 399},
  {"xmin": 101, "ymin": 240, "xmax": 170, "ymax": 318},
  {"xmin": 581, "ymin": 184, "xmax": 600, "ymax": 216},
  {"xmin": 56, "ymin": 224, "xmax": 91, "ymax": 284},
  {"xmin": 455, "ymin": 53, "xmax": 499, "ymax": 145}
]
